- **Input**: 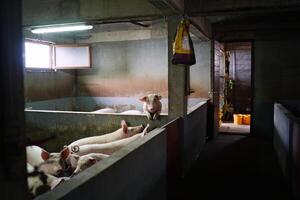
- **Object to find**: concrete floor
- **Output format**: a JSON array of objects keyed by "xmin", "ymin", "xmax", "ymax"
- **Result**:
[
  {"xmin": 219, "ymin": 122, "xmax": 250, "ymax": 134},
  {"xmin": 172, "ymin": 134, "xmax": 291, "ymax": 200}
]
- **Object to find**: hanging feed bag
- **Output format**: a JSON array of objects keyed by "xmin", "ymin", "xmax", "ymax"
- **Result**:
[{"xmin": 172, "ymin": 19, "xmax": 196, "ymax": 66}]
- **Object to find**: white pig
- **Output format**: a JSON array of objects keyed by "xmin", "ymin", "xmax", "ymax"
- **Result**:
[
  {"xmin": 68, "ymin": 120, "xmax": 144, "ymax": 147},
  {"xmin": 41, "ymin": 123, "xmax": 149, "ymax": 176},
  {"xmin": 139, "ymin": 94, "xmax": 162, "ymax": 120},
  {"xmin": 37, "ymin": 148, "xmax": 79, "ymax": 177},
  {"xmin": 72, "ymin": 153, "xmax": 109, "ymax": 174},
  {"xmin": 68, "ymin": 124, "xmax": 150, "ymax": 156},
  {"xmin": 27, "ymin": 163, "xmax": 69, "ymax": 197},
  {"xmin": 91, "ymin": 108, "xmax": 117, "ymax": 114},
  {"xmin": 120, "ymin": 110, "xmax": 143, "ymax": 115}
]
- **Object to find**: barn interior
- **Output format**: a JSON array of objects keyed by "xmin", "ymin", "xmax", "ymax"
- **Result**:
[{"xmin": 1, "ymin": 0, "xmax": 300, "ymax": 200}]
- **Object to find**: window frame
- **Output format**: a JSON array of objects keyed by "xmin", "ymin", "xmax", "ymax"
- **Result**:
[
  {"xmin": 24, "ymin": 39, "xmax": 92, "ymax": 70},
  {"xmin": 53, "ymin": 44, "xmax": 92, "ymax": 69},
  {"xmin": 24, "ymin": 39, "xmax": 53, "ymax": 70}
]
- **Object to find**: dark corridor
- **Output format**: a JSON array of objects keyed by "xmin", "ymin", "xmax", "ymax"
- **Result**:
[{"xmin": 175, "ymin": 134, "xmax": 290, "ymax": 199}]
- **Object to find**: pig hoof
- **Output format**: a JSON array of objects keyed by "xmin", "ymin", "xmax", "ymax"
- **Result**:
[
  {"xmin": 141, "ymin": 124, "xmax": 150, "ymax": 136},
  {"xmin": 146, "ymin": 113, "xmax": 152, "ymax": 120},
  {"xmin": 153, "ymin": 113, "xmax": 160, "ymax": 120}
]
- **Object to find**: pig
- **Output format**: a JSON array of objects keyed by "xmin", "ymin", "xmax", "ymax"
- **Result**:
[
  {"xmin": 38, "ymin": 123, "xmax": 149, "ymax": 176},
  {"xmin": 68, "ymin": 120, "xmax": 144, "ymax": 147},
  {"xmin": 26, "ymin": 145, "xmax": 51, "ymax": 166},
  {"xmin": 72, "ymin": 153, "xmax": 109, "ymax": 175},
  {"xmin": 139, "ymin": 94, "xmax": 162, "ymax": 120},
  {"xmin": 68, "ymin": 124, "xmax": 150, "ymax": 156},
  {"xmin": 27, "ymin": 163, "xmax": 69, "ymax": 197},
  {"xmin": 91, "ymin": 108, "xmax": 117, "ymax": 114},
  {"xmin": 120, "ymin": 110, "xmax": 143, "ymax": 115},
  {"xmin": 37, "ymin": 148, "xmax": 79, "ymax": 177}
]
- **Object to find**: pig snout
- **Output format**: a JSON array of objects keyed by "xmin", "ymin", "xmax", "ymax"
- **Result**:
[
  {"xmin": 148, "ymin": 106, "xmax": 156, "ymax": 113},
  {"xmin": 146, "ymin": 103, "xmax": 161, "ymax": 114}
]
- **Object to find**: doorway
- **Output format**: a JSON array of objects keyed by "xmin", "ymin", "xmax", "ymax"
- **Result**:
[{"xmin": 218, "ymin": 42, "xmax": 252, "ymax": 134}]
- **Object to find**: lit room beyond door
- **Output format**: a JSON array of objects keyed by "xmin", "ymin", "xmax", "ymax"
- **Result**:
[{"xmin": 219, "ymin": 42, "xmax": 252, "ymax": 134}]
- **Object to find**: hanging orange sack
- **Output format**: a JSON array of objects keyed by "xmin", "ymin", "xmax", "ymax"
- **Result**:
[{"xmin": 172, "ymin": 19, "xmax": 196, "ymax": 66}]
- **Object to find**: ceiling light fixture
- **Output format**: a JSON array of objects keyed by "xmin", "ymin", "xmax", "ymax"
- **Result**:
[{"xmin": 31, "ymin": 24, "xmax": 93, "ymax": 34}]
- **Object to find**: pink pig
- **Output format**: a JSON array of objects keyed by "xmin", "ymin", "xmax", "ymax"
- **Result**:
[
  {"xmin": 72, "ymin": 153, "xmax": 109, "ymax": 175},
  {"xmin": 68, "ymin": 123, "xmax": 150, "ymax": 156},
  {"xmin": 140, "ymin": 94, "xmax": 162, "ymax": 120},
  {"xmin": 68, "ymin": 120, "xmax": 144, "ymax": 147}
]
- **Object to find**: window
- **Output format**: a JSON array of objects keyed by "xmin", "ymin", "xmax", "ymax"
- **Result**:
[
  {"xmin": 24, "ymin": 39, "xmax": 91, "ymax": 69},
  {"xmin": 54, "ymin": 45, "xmax": 91, "ymax": 69},
  {"xmin": 25, "ymin": 41, "xmax": 51, "ymax": 68}
]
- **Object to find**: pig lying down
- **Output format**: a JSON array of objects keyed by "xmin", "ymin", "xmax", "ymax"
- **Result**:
[
  {"xmin": 25, "ymin": 121, "xmax": 150, "ymax": 197},
  {"xmin": 27, "ymin": 121, "xmax": 148, "ymax": 176},
  {"xmin": 72, "ymin": 153, "xmax": 109, "ymax": 175},
  {"xmin": 68, "ymin": 122, "xmax": 150, "ymax": 156},
  {"xmin": 69, "ymin": 120, "xmax": 144, "ymax": 146},
  {"xmin": 140, "ymin": 93, "xmax": 162, "ymax": 120},
  {"xmin": 27, "ymin": 163, "xmax": 69, "ymax": 198},
  {"xmin": 91, "ymin": 108, "xmax": 117, "ymax": 114}
]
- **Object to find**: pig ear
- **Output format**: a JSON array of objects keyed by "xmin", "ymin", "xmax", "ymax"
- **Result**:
[
  {"xmin": 139, "ymin": 96, "xmax": 147, "ymax": 102},
  {"xmin": 89, "ymin": 157, "xmax": 97, "ymax": 165},
  {"xmin": 121, "ymin": 120, "xmax": 128, "ymax": 134},
  {"xmin": 41, "ymin": 150, "xmax": 50, "ymax": 161},
  {"xmin": 60, "ymin": 147, "xmax": 70, "ymax": 159}
]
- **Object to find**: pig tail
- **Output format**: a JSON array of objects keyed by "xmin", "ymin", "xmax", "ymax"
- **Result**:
[{"xmin": 70, "ymin": 145, "xmax": 79, "ymax": 153}]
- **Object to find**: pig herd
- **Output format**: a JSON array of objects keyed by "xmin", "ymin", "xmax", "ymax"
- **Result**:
[{"xmin": 26, "ymin": 94, "xmax": 162, "ymax": 198}]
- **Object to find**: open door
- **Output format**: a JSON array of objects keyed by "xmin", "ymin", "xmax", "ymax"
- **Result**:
[
  {"xmin": 219, "ymin": 42, "xmax": 252, "ymax": 134},
  {"xmin": 209, "ymin": 40, "xmax": 225, "ymax": 138}
]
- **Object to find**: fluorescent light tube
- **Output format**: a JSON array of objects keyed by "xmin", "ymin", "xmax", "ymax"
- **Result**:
[{"xmin": 31, "ymin": 24, "xmax": 93, "ymax": 34}]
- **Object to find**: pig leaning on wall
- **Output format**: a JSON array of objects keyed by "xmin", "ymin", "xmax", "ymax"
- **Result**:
[{"xmin": 140, "ymin": 93, "xmax": 162, "ymax": 120}]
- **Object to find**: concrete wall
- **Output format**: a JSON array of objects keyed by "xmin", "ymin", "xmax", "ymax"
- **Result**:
[
  {"xmin": 76, "ymin": 39, "xmax": 168, "ymax": 98},
  {"xmin": 273, "ymin": 102, "xmax": 300, "ymax": 196},
  {"xmin": 273, "ymin": 103, "xmax": 293, "ymax": 179},
  {"xmin": 24, "ymin": 70, "xmax": 76, "ymax": 102},
  {"xmin": 23, "ymin": 32, "xmax": 77, "ymax": 102},
  {"xmin": 253, "ymin": 39, "xmax": 300, "ymax": 137},
  {"xmin": 189, "ymin": 40, "xmax": 211, "ymax": 99},
  {"xmin": 182, "ymin": 101, "xmax": 208, "ymax": 175},
  {"xmin": 76, "ymin": 38, "xmax": 211, "ymax": 99}
]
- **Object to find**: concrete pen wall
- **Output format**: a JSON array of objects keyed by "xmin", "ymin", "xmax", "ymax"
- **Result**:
[
  {"xmin": 274, "ymin": 101, "xmax": 300, "ymax": 178},
  {"xmin": 25, "ymin": 110, "xmax": 169, "ymax": 152}
]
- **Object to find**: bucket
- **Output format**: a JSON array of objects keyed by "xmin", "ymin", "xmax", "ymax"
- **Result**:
[
  {"xmin": 233, "ymin": 114, "xmax": 243, "ymax": 125},
  {"xmin": 242, "ymin": 114, "xmax": 251, "ymax": 125}
]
